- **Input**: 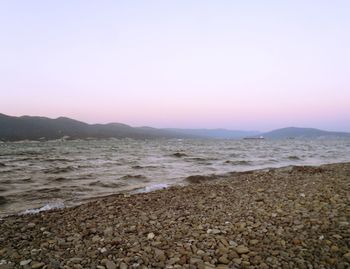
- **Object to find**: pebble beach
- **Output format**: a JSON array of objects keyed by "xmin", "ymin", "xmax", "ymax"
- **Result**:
[{"xmin": 1, "ymin": 162, "xmax": 349, "ymax": 269}]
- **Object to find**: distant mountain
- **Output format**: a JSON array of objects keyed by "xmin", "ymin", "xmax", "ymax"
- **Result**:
[
  {"xmin": 0, "ymin": 113, "xmax": 195, "ymax": 141},
  {"xmin": 164, "ymin": 128, "xmax": 260, "ymax": 139},
  {"xmin": 261, "ymin": 127, "xmax": 350, "ymax": 139},
  {"xmin": 1, "ymin": 113, "xmax": 349, "ymax": 141}
]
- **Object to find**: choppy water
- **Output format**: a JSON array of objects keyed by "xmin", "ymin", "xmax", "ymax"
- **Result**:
[{"xmin": 1, "ymin": 138, "xmax": 350, "ymax": 216}]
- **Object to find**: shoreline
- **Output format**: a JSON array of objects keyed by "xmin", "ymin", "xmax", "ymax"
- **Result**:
[
  {"xmin": 0, "ymin": 162, "xmax": 349, "ymax": 268},
  {"xmin": 1, "ymin": 161, "xmax": 346, "ymax": 218}
]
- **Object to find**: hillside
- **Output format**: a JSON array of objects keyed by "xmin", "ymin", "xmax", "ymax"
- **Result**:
[
  {"xmin": 0, "ymin": 114, "xmax": 193, "ymax": 141},
  {"xmin": 261, "ymin": 127, "xmax": 350, "ymax": 139}
]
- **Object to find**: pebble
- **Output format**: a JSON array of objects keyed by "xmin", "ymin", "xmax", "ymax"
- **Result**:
[
  {"xmin": 147, "ymin": 233, "xmax": 155, "ymax": 240},
  {"xmin": 343, "ymin": 252, "xmax": 350, "ymax": 262},
  {"xmin": 20, "ymin": 260, "xmax": 32, "ymax": 266},
  {"xmin": 119, "ymin": 263, "xmax": 127, "ymax": 269},
  {"xmin": 1, "ymin": 163, "xmax": 349, "ymax": 269},
  {"xmin": 31, "ymin": 262, "xmax": 45, "ymax": 269},
  {"xmin": 235, "ymin": 245, "xmax": 249, "ymax": 254},
  {"xmin": 27, "ymin": 223, "xmax": 36, "ymax": 228},
  {"xmin": 105, "ymin": 260, "xmax": 116, "ymax": 269}
]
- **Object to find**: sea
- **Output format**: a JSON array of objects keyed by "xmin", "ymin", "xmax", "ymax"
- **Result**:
[{"xmin": 1, "ymin": 138, "xmax": 350, "ymax": 217}]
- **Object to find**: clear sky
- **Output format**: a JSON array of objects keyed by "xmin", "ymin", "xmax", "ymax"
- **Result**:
[{"xmin": 1, "ymin": 1, "xmax": 349, "ymax": 131}]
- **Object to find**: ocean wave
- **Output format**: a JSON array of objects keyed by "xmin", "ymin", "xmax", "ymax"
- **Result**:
[
  {"xmin": 45, "ymin": 158, "xmax": 73, "ymax": 162},
  {"xmin": 224, "ymin": 160, "xmax": 252, "ymax": 165},
  {"xmin": 0, "ymin": 196, "xmax": 8, "ymax": 205},
  {"xmin": 171, "ymin": 152, "xmax": 188, "ymax": 157},
  {"xmin": 52, "ymin": 177, "xmax": 70, "ymax": 182},
  {"xmin": 88, "ymin": 181, "xmax": 126, "ymax": 188},
  {"xmin": 120, "ymin": 174, "xmax": 148, "ymax": 181},
  {"xmin": 288, "ymin": 156, "xmax": 301, "ymax": 160},
  {"xmin": 186, "ymin": 175, "xmax": 215, "ymax": 184},
  {"xmin": 132, "ymin": 165, "xmax": 158, "ymax": 170},
  {"xmin": 20, "ymin": 201, "xmax": 64, "ymax": 215},
  {"xmin": 43, "ymin": 166, "xmax": 76, "ymax": 174},
  {"xmin": 137, "ymin": 183, "xmax": 169, "ymax": 193}
]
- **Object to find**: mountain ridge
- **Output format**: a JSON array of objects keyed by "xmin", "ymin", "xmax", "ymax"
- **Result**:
[
  {"xmin": 0, "ymin": 113, "xmax": 349, "ymax": 141},
  {"xmin": 260, "ymin": 127, "xmax": 350, "ymax": 139}
]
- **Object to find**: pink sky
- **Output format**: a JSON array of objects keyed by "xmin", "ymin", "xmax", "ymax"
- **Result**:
[{"xmin": 1, "ymin": 1, "xmax": 349, "ymax": 131}]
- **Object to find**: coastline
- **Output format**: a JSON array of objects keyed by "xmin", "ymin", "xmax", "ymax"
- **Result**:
[{"xmin": 0, "ymin": 162, "xmax": 349, "ymax": 268}]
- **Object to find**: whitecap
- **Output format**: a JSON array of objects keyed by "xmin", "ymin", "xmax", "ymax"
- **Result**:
[{"xmin": 20, "ymin": 201, "xmax": 64, "ymax": 215}]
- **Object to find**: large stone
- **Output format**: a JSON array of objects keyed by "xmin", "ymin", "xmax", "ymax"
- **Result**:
[
  {"xmin": 31, "ymin": 262, "xmax": 45, "ymax": 269},
  {"xmin": 119, "ymin": 263, "xmax": 127, "ymax": 269},
  {"xmin": 235, "ymin": 245, "xmax": 249, "ymax": 254},
  {"xmin": 105, "ymin": 260, "xmax": 117, "ymax": 269},
  {"xmin": 20, "ymin": 260, "xmax": 32, "ymax": 266}
]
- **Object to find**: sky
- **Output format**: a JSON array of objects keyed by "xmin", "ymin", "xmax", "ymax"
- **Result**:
[{"xmin": 1, "ymin": 1, "xmax": 350, "ymax": 132}]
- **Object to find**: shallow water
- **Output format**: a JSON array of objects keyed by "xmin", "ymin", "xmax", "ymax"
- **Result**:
[{"xmin": 0, "ymin": 138, "xmax": 349, "ymax": 216}]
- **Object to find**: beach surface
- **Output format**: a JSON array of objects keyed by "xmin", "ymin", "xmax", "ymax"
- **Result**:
[{"xmin": 1, "ymin": 162, "xmax": 349, "ymax": 269}]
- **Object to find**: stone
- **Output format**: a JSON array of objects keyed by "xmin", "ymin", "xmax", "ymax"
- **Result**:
[
  {"xmin": 232, "ymin": 258, "xmax": 242, "ymax": 264},
  {"xmin": 28, "ymin": 223, "xmax": 36, "ymax": 228},
  {"xmin": 104, "ymin": 227, "xmax": 113, "ymax": 237},
  {"xmin": 235, "ymin": 245, "xmax": 249, "ymax": 254},
  {"xmin": 69, "ymin": 258, "xmax": 83, "ymax": 264},
  {"xmin": 154, "ymin": 249, "xmax": 166, "ymax": 261},
  {"xmin": 20, "ymin": 260, "xmax": 32, "ymax": 266},
  {"xmin": 105, "ymin": 260, "xmax": 117, "ymax": 269},
  {"xmin": 119, "ymin": 263, "xmax": 127, "ymax": 269},
  {"xmin": 147, "ymin": 233, "xmax": 155, "ymax": 240},
  {"xmin": 31, "ymin": 262, "xmax": 45, "ymax": 269},
  {"xmin": 343, "ymin": 252, "xmax": 350, "ymax": 262},
  {"xmin": 218, "ymin": 255, "xmax": 229, "ymax": 264},
  {"xmin": 92, "ymin": 235, "xmax": 101, "ymax": 243},
  {"xmin": 249, "ymin": 239, "xmax": 259, "ymax": 245}
]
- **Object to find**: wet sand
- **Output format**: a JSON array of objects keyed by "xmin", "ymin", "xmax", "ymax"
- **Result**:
[{"xmin": 0, "ymin": 162, "xmax": 349, "ymax": 269}]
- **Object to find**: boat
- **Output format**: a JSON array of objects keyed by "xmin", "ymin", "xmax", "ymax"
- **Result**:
[{"xmin": 243, "ymin": 136, "xmax": 265, "ymax": 140}]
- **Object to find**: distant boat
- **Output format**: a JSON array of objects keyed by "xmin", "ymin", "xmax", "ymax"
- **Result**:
[{"xmin": 243, "ymin": 136, "xmax": 265, "ymax": 140}]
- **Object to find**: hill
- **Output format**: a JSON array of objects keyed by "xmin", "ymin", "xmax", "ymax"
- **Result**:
[
  {"xmin": 0, "ymin": 113, "xmax": 194, "ymax": 141},
  {"xmin": 261, "ymin": 127, "xmax": 350, "ymax": 139}
]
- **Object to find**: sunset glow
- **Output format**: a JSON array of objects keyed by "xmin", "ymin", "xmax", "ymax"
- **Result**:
[{"xmin": 1, "ymin": 1, "xmax": 349, "ymax": 131}]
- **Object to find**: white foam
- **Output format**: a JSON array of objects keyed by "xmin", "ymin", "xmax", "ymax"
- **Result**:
[
  {"xmin": 140, "ymin": 183, "xmax": 169, "ymax": 193},
  {"xmin": 20, "ymin": 202, "xmax": 64, "ymax": 215}
]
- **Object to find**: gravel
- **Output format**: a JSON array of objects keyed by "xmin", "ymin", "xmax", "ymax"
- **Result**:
[{"xmin": 0, "ymin": 162, "xmax": 349, "ymax": 268}]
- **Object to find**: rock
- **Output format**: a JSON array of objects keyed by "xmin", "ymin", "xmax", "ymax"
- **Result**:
[
  {"xmin": 206, "ymin": 228, "xmax": 220, "ymax": 234},
  {"xmin": 49, "ymin": 260, "xmax": 60, "ymax": 269},
  {"xmin": 31, "ymin": 262, "xmax": 45, "ymax": 269},
  {"xmin": 232, "ymin": 258, "xmax": 242, "ymax": 264},
  {"xmin": 218, "ymin": 255, "xmax": 229, "ymax": 264},
  {"xmin": 104, "ymin": 227, "xmax": 113, "ymax": 237},
  {"xmin": 28, "ymin": 223, "xmax": 36, "ymax": 228},
  {"xmin": 154, "ymin": 248, "xmax": 166, "ymax": 261},
  {"xmin": 172, "ymin": 152, "xmax": 187, "ymax": 158},
  {"xmin": 20, "ymin": 260, "xmax": 32, "ymax": 266},
  {"xmin": 229, "ymin": 240, "xmax": 238, "ymax": 247},
  {"xmin": 249, "ymin": 239, "xmax": 259, "ymax": 245},
  {"xmin": 105, "ymin": 260, "xmax": 116, "ymax": 269},
  {"xmin": 259, "ymin": 263, "xmax": 269, "ymax": 269},
  {"xmin": 69, "ymin": 258, "xmax": 83, "ymax": 264},
  {"xmin": 189, "ymin": 257, "xmax": 203, "ymax": 264},
  {"xmin": 119, "ymin": 263, "xmax": 127, "ymax": 269},
  {"xmin": 235, "ymin": 245, "xmax": 249, "ymax": 254},
  {"xmin": 147, "ymin": 233, "xmax": 155, "ymax": 240},
  {"xmin": 343, "ymin": 252, "xmax": 350, "ymax": 262},
  {"xmin": 92, "ymin": 235, "xmax": 101, "ymax": 243}
]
